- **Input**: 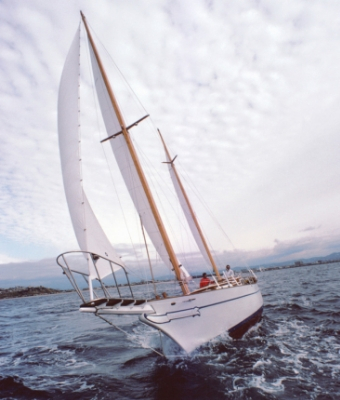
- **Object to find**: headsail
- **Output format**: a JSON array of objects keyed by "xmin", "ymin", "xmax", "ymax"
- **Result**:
[{"xmin": 58, "ymin": 26, "xmax": 124, "ymax": 280}]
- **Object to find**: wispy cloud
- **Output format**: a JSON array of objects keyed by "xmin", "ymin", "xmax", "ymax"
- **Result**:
[
  {"xmin": 2, "ymin": 231, "xmax": 339, "ymax": 289},
  {"xmin": 299, "ymin": 225, "xmax": 321, "ymax": 232},
  {"xmin": 1, "ymin": 0, "xmax": 340, "ymax": 283}
]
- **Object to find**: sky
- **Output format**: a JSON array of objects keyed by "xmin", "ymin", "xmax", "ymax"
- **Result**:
[{"xmin": 1, "ymin": 0, "xmax": 340, "ymax": 287}]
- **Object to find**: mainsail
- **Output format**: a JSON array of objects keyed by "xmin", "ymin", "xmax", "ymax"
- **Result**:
[
  {"xmin": 88, "ymin": 44, "xmax": 172, "ymax": 271},
  {"xmin": 82, "ymin": 13, "xmax": 188, "ymax": 294},
  {"xmin": 58, "ymin": 26, "xmax": 124, "ymax": 280}
]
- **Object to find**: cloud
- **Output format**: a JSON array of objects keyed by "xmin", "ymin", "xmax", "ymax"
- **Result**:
[
  {"xmin": 2, "ymin": 231, "xmax": 339, "ymax": 289},
  {"xmin": 1, "ymin": 0, "xmax": 340, "ymax": 281},
  {"xmin": 299, "ymin": 225, "xmax": 321, "ymax": 232},
  {"xmin": 231, "ymin": 232, "xmax": 340, "ymax": 267}
]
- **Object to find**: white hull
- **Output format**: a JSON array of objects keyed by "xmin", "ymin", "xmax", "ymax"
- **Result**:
[
  {"xmin": 78, "ymin": 281, "xmax": 263, "ymax": 354},
  {"xmin": 58, "ymin": 16, "xmax": 265, "ymax": 357},
  {"xmin": 140, "ymin": 283, "xmax": 263, "ymax": 353}
]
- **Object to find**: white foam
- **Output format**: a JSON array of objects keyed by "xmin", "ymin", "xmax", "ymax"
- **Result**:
[
  {"xmin": 253, "ymin": 359, "xmax": 272, "ymax": 369},
  {"xmin": 248, "ymin": 375, "xmax": 285, "ymax": 393}
]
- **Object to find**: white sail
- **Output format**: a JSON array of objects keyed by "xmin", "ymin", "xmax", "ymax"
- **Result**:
[
  {"xmin": 56, "ymin": 15, "xmax": 264, "ymax": 356},
  {"xmin": 58, "ymin": 26, "xmax": 124, "ymax": 279},
  {"xmin": 164, "ymin": 150, "xmax": 214, "ymax": 271},
  {"xmin": 87, "ymin": 40, "xmax": 174, "ymax": 272}
]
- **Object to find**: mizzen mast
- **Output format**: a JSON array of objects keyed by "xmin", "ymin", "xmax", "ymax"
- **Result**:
[
  {"xmin": 80, "ymin": 12, "xmax": 189, "ymax": 295},
  {"xmin": 159, "ymin": 130, "xmax": 221, "ymax": 280}
]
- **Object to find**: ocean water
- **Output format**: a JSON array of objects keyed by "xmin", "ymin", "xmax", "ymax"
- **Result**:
[{"xmin": 0, "ymin": 262, "xmax": 339, "ymax": 399}]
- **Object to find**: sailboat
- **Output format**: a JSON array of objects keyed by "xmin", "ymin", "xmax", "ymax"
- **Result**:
[{"xmin": 56, "ymin": 12, "xmax": 263, "ymax": 355}]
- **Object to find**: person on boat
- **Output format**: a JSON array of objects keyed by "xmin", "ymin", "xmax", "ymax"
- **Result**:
[
  {"xmin": 225, "ymin": 264, "xmax": 234, "ymax": 278},
  {"xmin": 179, "ymin": 264, "xmax": 192, "ymax": 282},
  {"xmin": 200, "ymin": 273, "xmax": 213, "ymax": 288}
]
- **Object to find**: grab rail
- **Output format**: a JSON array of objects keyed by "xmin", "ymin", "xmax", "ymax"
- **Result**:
[{"xmin": 56, "ymin": 250, "xmax": 134, "ymax": 303}]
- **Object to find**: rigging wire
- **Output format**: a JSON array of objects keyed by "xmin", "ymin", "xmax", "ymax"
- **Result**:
[
  {"xmin": 130, "ymin": 121, "xmax": 219, "ymax": 280},
  {"xmin": 86, "ymin": 23, "xmax": 196, "ymax": 273},
  {"xmin": 81, "ymin": 21, "xmax": 245, "ymax": 279},
  {"xmin": 82, "ymin": 24, "xmax": 153, "ymax": 287},
  {"xmin": 95, "ymin": 311, "xmax": 165, "ymax": 357},
  {"xmin": 140, "ymin": 215, "xmax": 158, "ymax": 296},
  {"xmin": 85, "ymin": 22, "xmax": 205, "ymax": 269},
  {"xmin": 85, "ymin": 24, "xmax": 189, "ymax": 289},
  {"xmin": 131, "ymin": 130, "xmax": 204, "ymax": 271},
  {"xmin": 178, "ymin": 164, "xmax": 250, "ymax": 269}
]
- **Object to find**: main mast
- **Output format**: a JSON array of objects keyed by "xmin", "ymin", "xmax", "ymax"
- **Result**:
[
  {"xmin": 159, "ymin": 130, "xmax": 221, "ymax": 280},
  {"xmin": 80, "ymin": 12, "xmax": 189, "ymax": 295}
]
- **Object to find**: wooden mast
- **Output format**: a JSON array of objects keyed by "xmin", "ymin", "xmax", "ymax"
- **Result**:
[
  {"xmin": 80, "ymin": 12, "xmax": 189, "ymax": 295},
  {"xmin": 159, "ymin": 130, "xmax": 222, "ymax": 280}
]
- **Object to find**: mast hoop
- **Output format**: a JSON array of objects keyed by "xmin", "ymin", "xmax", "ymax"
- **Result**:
[{"xmin": 100, "ymin": 114, "xmax": 149, "ymax": 143}]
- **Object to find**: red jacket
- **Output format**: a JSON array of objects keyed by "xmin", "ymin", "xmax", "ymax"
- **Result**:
[{"xmin": 200, "ymin": 277, "xmax": 211, "ymax": 288}]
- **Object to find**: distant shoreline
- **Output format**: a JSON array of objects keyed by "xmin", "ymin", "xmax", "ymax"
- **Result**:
[
  {"xmin": 1, "ymin": 260, "xmax": 339, "ymax": 299},
  {"xmin": 248, "ymin": 258, "xmax": 340, "ymax": 273},
  {"xmin": 0, "ymin": 286, "xmax": 71, "ymax": 300}
]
